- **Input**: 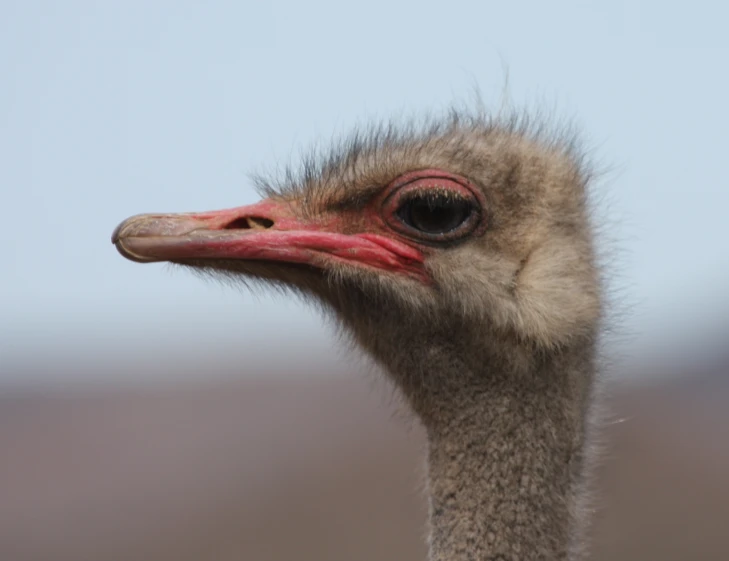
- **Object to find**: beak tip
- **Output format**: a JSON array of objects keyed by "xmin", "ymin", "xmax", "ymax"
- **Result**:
[{"xmin": 112, "ymin": 218, "xmax": 159, "ymax": 263}]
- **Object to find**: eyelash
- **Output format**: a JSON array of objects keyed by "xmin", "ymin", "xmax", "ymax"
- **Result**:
[{"xmin": 399, "ymin": 189, "xmax": 470, "ymax": 206}]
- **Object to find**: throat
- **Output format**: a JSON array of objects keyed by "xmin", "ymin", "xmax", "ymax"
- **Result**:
[
  {"xmin": 419, "ymin": 360, "xmax": 594, "ymax": 561},
  {"xmin": 350, "ymin": 315, "xmax": 597, "ymax": 560}
]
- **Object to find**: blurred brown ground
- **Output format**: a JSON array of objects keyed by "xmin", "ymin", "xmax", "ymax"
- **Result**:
[{"xmin": 1, "ymin": 355, "xmax": 728, "ymax": 561}]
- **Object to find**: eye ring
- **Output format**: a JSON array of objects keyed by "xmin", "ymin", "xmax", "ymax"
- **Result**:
[{"xmin": 380, "ymin": 171, "xmax": 486, "ymax": 243}]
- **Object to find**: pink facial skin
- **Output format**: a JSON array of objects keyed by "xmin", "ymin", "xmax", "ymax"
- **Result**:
[{"xmin": 112, "ymin": 169, "xmax": 483, "ymax": 284}]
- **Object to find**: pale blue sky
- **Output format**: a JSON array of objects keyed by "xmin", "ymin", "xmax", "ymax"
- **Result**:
[{"xmin": 2, "ymin": 1, "xmax": 728, "ymax": 383}]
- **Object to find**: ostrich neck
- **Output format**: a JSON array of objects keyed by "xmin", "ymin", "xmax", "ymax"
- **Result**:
[{"xmin": 408, "ymin": 345, "xmax": 595, "ymax": 561}]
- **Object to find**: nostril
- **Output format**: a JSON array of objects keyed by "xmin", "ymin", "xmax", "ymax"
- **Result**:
[
  {"xmin": 223, "ymin": 216, "xmax": 274, "ymax": 230},
  {"xmin": 224, "ymin": 218, "xmax": 251, "ymax": 229}
]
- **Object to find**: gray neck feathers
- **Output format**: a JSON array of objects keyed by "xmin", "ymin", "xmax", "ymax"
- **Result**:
[
  {"xmin": 337, "ymin": 287, "xmax": 598, "ymax": 560},
  {"xmin": 362, "ymin": 325, "xmax": 597, "ymax": 561},
  {"xmin": 416, "ymin": 344, "xmax": 595, "ymax": 561}
]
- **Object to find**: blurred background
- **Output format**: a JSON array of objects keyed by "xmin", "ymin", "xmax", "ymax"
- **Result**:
[{"xmin": 1, "ymin": 1, "xmax": 728, "ymax": 560}]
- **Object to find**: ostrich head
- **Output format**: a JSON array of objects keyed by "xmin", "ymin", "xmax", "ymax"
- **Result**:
[
  {"xmin": 113, "ymin": 111, "xmax": 603, "ymax": 560},
  {"xmin": 114, "ymin": 114, "xmax": 599, "ymax": 415}
]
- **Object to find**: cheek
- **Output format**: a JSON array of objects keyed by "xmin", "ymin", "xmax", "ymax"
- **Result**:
[
  {"xmin": 429, "ymin": 248, "xmax": 518, "ymax": 296},
  {"xmin": 427, "ymin": 247, "xmax": 565, "ymax": 343},
  {"xmin": 427, "ymin": 248, "xmax": 520, "ymax": 324}
]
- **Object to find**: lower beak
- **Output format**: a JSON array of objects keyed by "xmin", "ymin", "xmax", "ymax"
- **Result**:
[{"xmin": 112, "ymin": 199, "xmax": 426, "ymax": 280}]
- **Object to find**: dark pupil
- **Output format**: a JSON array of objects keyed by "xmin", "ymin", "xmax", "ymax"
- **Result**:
[{"xmin": 398, "ymin": 194, "xmax": 472, "ymax": 235}]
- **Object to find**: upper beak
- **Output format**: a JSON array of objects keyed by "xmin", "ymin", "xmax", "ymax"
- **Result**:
[{"xmin": 112, "ymin": 199, "xmax": 426, "ymax": 280}]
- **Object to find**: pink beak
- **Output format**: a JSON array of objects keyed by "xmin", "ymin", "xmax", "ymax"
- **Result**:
[{"xmin": 112, "ymin": 199, "xmax": 427, "ymax": 281}]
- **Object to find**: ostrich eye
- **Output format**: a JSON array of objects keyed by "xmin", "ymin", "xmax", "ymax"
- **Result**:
[
  {"xmin": 397, "ymin": 193, "xmax": 474, "ymax": 235},
  {"xmin": 381, "ymin": 173, "xmax": 484, "ymax": 243}
]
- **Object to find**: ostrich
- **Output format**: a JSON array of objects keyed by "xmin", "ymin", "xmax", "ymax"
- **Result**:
[{"xmin": 112, "ymin": 110, "xmax": 603, "ymax": 561}]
